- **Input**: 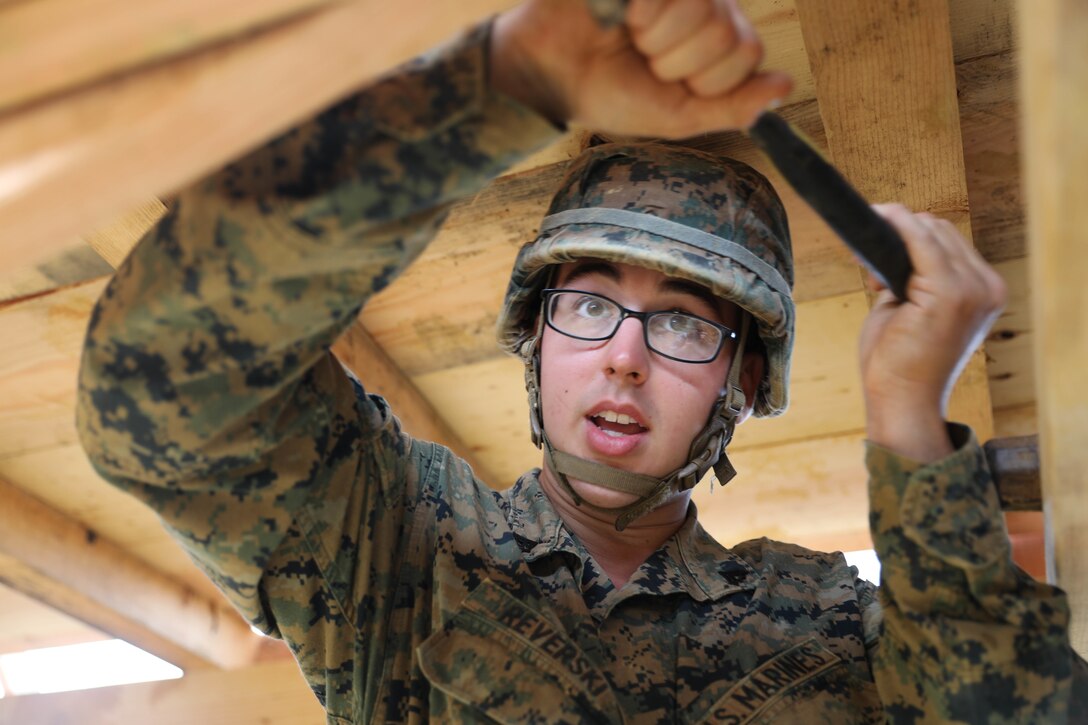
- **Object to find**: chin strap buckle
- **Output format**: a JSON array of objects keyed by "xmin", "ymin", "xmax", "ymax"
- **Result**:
[
  {"xmin": 724, "ymin": 384, "xmax": 745, "ymax": 419},
  {"xmin": 525, "ymin": 351, "xmax": 544, "ymax": 449}
]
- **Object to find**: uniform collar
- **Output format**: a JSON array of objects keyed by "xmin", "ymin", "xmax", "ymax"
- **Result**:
[{"xmin": 507, "ymin": 473, "xmax": 757, "ymax": 602}]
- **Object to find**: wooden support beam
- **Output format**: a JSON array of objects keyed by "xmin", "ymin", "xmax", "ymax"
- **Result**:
[
  {"xmin": 0, "ymin": 475, "xmax": 263, "ymax": 671},
  {"xmin": 0, "ymin": 584, "xmax": 109, "ymax": 655},
  {"xmin": 0, "ymin": 0, "xmax": 338, "ymax": 113},
  {"xmin": 794, "ymin": 0, "xmax": 995, "ymax": 440},
  {"xmin": 0, "ymin": 0, "xmax": 518, "ymax": 284},
  {"xmin": 1018, "ymin": 0, "xmax": 1088, "ymax": 653},
  {"xmin": 0, "ymin": 661, "xmax": 321, "ymax": 724}
]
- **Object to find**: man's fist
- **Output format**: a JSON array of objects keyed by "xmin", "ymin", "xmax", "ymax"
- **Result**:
[
  {"xmin": 490, "ymin": 0, "xmax": 791, "ymax": 137},
  {"xmin": 860, "ymin": 205, "xmax": 1007, "ymax": 462}
]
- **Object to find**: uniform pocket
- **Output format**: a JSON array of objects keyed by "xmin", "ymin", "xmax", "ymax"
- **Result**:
[{"xmin": 417, "ymin": 579, "xmax": 618, "ymax": 724}]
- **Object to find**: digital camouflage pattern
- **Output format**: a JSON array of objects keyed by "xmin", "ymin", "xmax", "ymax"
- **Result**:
[
  {"xmin": 496, "ymin": 143, "xmax": 795, "ymax": 418},
  {"xmin": 76, "ymin": 19, "xmax": 1087, "ymax": 725}
]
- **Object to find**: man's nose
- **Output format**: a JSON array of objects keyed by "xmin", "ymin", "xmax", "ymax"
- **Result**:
[{"xmin": 603, "ymin": 317, "xmax": 651, "ymax": 382}]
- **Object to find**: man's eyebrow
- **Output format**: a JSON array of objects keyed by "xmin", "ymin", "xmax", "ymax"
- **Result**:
[
  {"xmin": 558, "ymin": 260, "xmax": 620, "ymax": 287},
  {"xmin": 660, "ymin": 278, "xmax": 721, "ymax": 314},
  {"xmin": 557, "ymin": 261, "xmax": 722, "ymax": 318}
]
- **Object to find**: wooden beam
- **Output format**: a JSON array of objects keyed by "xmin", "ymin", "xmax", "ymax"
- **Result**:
[
  {"xmin": 1018, "ymin": 0, "xmax": 1088, "ymax": 653},
  {"xmin": 794, "ymin": 0, "xmax": 995, "ymax": 440},
  {"xmin": 0, "ymin": 0, "xmax": 337, "ymax": 113},
  {"xmin": 0, "ymin": 475, "xmax": 263, "ymax": 671},
  {"xmin": 694, "ymin": 429, "xmax": 872, "ymax": 552},
  {"xmin": 0, "ymin": 0, "xmax": 518, "ymax": 283},
  {"xmin": 0, "ymin": 584, "xmax": 109, "ymax": 655},
  {"xmin": 0, "ymin": 661, "xmax": 321, "ymax": 724}
]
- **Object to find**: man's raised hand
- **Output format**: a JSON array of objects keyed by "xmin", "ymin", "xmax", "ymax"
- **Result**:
[{"xmin": 490, "ymin": 0, "xmax": 792, "ymax": 137}]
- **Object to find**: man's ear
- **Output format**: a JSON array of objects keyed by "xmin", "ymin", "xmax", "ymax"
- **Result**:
[{"xmin": 735, "ymin": 350, "xmax": 765, "ymax": 425}]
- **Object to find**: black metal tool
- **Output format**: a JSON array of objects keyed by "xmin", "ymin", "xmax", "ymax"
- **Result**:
[{"xmin": 748, "ymin": 111, "xmax": 913, "ymax": 301}]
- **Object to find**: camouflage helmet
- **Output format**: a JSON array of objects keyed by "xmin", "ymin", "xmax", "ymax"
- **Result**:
[{"xmin": 497, "ymin": 142, "xmax": 795, "ymax": 418}]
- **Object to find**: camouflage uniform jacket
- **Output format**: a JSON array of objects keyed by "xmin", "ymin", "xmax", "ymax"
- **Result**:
[{"xmin": 77, "ymin": 22, "xmax": 1086, "ymax": 725}]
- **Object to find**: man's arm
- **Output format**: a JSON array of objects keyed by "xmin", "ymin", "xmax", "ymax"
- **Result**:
[
  {"xmin": 858, "ymin": 206, "xmax": 1086, "ymax": 721},
  {"xmin": 76, "ymin": 20, "xmax": 562, "ymax": 625}
]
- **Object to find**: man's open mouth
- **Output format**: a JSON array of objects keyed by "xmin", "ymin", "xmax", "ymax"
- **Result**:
[{"xmin": 588, "ymin": 410, "xmax": 648, "ymax": 438}]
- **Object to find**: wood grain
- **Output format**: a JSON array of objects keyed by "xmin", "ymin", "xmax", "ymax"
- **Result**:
[
  {"xmin": 0, "ymin": 584, "xmax": 109, "ymax": 655},
  {"xmin": 1018, "ymin": 0, "xmax": 1088, "ymax": 653},
  {"xmin": 0, "ymin": 0, "xmax": 337, "ymax": 113},
  {"xmin": 795, "ymin": 0, "xmax": 994, "ymax": 440},
  {"xmin": 0, "ymin": 475, "xmax": 263, "ymax": 670}
]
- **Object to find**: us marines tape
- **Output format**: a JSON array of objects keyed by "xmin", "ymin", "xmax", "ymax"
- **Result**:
[{"xmin": 706, "ymin": 638, "xmax": 841, "ymax": 724}]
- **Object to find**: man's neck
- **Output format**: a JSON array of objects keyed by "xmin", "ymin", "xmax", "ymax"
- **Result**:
[{"xmin": 538, "ymin": 467, "xmax": 691, "ymax": 588}]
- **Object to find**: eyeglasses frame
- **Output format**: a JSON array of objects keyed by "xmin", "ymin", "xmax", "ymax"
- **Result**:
[{"xmin": 540, "ymin": 288, "xmax": 738, "ymax": 365}]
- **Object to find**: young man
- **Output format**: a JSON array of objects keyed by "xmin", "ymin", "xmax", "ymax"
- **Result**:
[{"xmin": 76, "ymin": 0, "xmax": 1085, "ymax": 721}]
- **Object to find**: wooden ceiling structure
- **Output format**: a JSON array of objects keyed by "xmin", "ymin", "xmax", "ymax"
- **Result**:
[{"xmin": 0, "ymin": 0, "xmax": 1083, "ymax": 721}]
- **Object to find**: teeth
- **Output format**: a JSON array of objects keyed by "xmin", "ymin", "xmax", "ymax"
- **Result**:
[
  {"xmin": 595, "ymin": 410, "xmax": 638, "ymax": 425},
  {"xmin": 602, "ymin": 429, "xmax": 625, "ymax": 438}
]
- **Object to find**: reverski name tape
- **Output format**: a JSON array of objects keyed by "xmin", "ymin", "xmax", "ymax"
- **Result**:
[
  {"xmin": 477, "ymin": 594, "xmax": 611, "ymax": 698},
  {"xmin": 707, "ymin": 638, "xmax": 841, "ymax": 724}
]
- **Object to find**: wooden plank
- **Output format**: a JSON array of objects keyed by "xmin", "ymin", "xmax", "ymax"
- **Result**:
[
  {"xmin": 986, "ymin": 257, "xmax": 1034, "ymax": 410},
  {"xmin": 694, "ymin": 430, "xmax": 872, "ymax": 551},
  {"xmin": 794, "ymin": 0, "xmax": 994, "ymax": 440},
  {"xmin": 0, "ymin": 0, "xmax": 337, "ymax": 113},
  {"xmin": 0, "ymin": 444, "xmax": 225, "ymax": 603},
  {"xmin": 958, "ymin": 51, "xmax": 1024, "ymax": 263},
  {"xmin": 0, "ymin": 661, "xmax": 322, "ymax": 724},
  {"xmin": 0, "ymin": 476, "xmax": 264, "ymax": 671},
  {"xmin": 0, "ymin": 584, "xmax": 109, "ymax": 655},
  {"xmin": 0, "ymin": 0, "xmax": 519, "ymax": 285},
  {"xmin": 993, "ymin": 403, "xmax": 1036, "ymax": 438},
  {"xmin": 1018, "ymin": 0, "xmax": 1088, "ymax": 653},
  {"xmin": 0, "ymin": 245, "xmax": 113, "ymax": 305},
  {"xmin": 0, "ymin": 278, "xmax": 109, "ymax": 459}
]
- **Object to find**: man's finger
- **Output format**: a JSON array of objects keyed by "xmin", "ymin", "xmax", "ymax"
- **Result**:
[
  {"xmin": 651, "ymin": 19, "xmax": 740, "ymax": 81},
  {"xmin": 685, "ymin": 70, "xmax": 791, "ymax": 131},
  {"xmin": 626, "ymin": 0, "xmax": 667, "ymax": 29},
  {"xmin": 685, "ymin": 33, "xmax": 762, "ymax": 96},
  {"xmin": 631, "ymin": 0, "xmax": 715, "ymax": 56},
  {"xmin": 873, "ymin": 204, "xmax": 956, "ymax": 282}
]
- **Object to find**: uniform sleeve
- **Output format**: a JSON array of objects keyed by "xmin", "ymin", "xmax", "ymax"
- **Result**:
[
  {"xmin": 76, "ymin": 21, "xmax": 559, "ymax": 631},
  {"xmin": 866, "ymin": 422, "xmax": 1087, "ymax": 722}
]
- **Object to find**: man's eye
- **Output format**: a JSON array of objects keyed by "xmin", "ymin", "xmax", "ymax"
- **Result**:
[
  {"xmin": 664, "ymin": 313, "xmax": 699, "ymax": 333},
  {"xmin": 575, "ymin": 297, "xmax": 609, "ymax": 317}
]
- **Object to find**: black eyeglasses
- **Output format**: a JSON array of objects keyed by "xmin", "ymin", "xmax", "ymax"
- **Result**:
[{"xmin": 541, "ymin": 289, "xmax": 736, "ymax": 364}]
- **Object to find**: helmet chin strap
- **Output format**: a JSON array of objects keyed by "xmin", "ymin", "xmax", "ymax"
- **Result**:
[{"xmin": 524, "ymin": 315, "xmax": 751, "ymax": 531}]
